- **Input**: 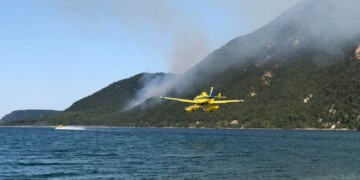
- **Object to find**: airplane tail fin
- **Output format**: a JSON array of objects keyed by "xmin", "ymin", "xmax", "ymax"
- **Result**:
[
  {"xmin": 216, "ymin": 93, "xmax": 227, "ymax": 99},
  {"xmin": 209, "ymin": 87, "xmax": 215, "ymax": 98}
]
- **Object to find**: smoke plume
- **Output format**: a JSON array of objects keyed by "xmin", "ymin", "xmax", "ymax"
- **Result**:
[
  {"xmin": 169, "ymin": 29, "xmax": 209, "ymax": 74},
  {"xmin": 55, "ymin": 0, "xmax": 360, "ymax": 110},
  {"xmin": 56, "ymin": 0, "xmax": 213, "ymax": 109},
  {"xmin": 124, "ymin": 73, "xmax": 179, "ymax": 110}
]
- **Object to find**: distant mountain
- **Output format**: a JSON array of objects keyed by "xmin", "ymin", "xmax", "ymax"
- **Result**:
[
  {"xmin": 1, "ymin": 110, "xmax": 61, "ymax": 122},
  {"xmin": 8, "ymin": 0, "xmax": 360, "ymax": 129}
]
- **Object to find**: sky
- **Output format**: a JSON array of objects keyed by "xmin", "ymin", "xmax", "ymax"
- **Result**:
[{"xmin": 0, "ymin": 0, "xmax": 300, "ymax": 118}]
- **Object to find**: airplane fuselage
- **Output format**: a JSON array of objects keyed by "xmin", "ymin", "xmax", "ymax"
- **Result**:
[
  {"xmin": 184, "ymin": 104, "xmax": 219, "ymax": 112},
  {"xmin": 159, "ymin": 87, "xmax": 242, "ymax": 113},
  {"xmin": 184, "ymin": 92, "xmax": 219, "ymax": 112}
]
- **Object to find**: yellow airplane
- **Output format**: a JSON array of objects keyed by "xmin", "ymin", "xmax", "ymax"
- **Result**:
[{"xmin": 159, "ymin": 87, "xmax": 243, "ymax": 112}]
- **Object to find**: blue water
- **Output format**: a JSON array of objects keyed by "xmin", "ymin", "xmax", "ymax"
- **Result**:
[{"xmin": 1, "ymin": 127, "xmax": 360, "ymax": 179}]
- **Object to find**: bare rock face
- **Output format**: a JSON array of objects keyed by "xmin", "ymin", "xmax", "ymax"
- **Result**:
[
  {"xmin": 249, "ymin": 91, "xmax": 257, "ymax": 97},
  {"xmin": 230, "ymin": 120, "xmax": 239, "ymax": 125},
  {"xmin": 331, "ymin": 124, "xmax": 336, "ymax": 130},
  {"xmin": 303, "ymin": 94, "xmax": 313, "ymax": 103},
  {"xmin": 261, "ymin": 71, "xmax": 273, "ymax": 86},
  {"xmin": 355, "ymin": 44, "xmax": 360, "ymax": 59}
]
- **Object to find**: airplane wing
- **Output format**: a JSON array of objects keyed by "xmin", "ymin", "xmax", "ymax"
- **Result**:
[
  {"xmin": 159, "ymin": 96, "xmax": 197, "ymax": 103},
  {"xmin": 211, "ymin": 100, "xmax": 244, "ymax": 104}
]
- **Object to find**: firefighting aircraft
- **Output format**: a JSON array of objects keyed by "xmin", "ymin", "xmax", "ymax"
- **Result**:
[{"xmin": 159, "ymin": 87, "xmax": 243, "ymax": 112}]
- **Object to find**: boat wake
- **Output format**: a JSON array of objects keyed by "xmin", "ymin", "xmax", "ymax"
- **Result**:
[{"xmin": 55, "ymin": 126, "xmax": 86, "ymax": 130}]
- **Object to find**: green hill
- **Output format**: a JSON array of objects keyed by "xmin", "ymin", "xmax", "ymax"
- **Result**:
[
  {"xmin": 7, "ymin": 0, "xmax": 360, "ymax": 129},
  {"xmin": 119, "ymin": 47, "xmax": 360, "ymax": 129},
  {"xmin": 1, "ymin": 110, "xmax": 60, "ymax": 123}
]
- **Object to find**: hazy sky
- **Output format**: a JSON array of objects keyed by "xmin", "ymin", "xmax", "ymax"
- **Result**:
[{"xmin": 0, "ymin": 0, "xmax": 300, "ymax": 118}]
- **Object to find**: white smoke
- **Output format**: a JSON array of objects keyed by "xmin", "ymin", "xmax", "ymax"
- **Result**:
[
  {"xmin": 123, "ymin": 73, "xmax": 179, "ymax": 110},
  {"xmin": 56, "ymin": 0, "xmax": 352, "ymax": 110},
  {"xmin": 169, "ymin": 29, "xmax": 209, "ymax": 74}
]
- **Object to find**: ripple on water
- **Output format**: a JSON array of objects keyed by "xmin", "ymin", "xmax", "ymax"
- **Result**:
[{"xmin": 0, "ymin": 127, "xmax": 360, "ymax": 179}]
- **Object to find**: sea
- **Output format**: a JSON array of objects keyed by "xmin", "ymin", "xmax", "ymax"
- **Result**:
[{"xmin": 1, "ymin": 127, "xmax": 360, "ymax": 179}]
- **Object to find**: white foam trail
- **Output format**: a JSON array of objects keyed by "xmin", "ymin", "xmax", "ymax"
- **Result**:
[{"xmin": 55, "ymin": 126, "xmax": 86, "ymax": 130}]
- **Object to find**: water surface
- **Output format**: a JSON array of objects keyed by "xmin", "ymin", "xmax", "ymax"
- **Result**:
[{"xmin": 1, "ymin": 127, "xmax": 359, "ymax": 179}]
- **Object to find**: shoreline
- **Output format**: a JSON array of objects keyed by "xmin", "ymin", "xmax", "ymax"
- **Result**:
[{"xmin": 0, "ymin": 125, "xmax": 356, "ymax": 131}]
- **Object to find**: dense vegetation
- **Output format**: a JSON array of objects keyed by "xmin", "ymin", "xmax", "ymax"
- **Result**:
[{"xmin": 115, "ymin": 44, "xmax": 360, "ymax": 129}]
